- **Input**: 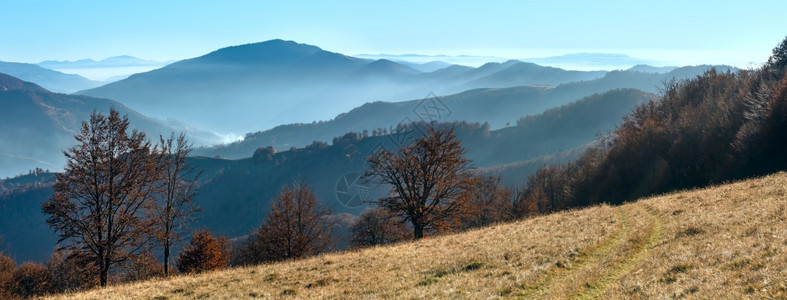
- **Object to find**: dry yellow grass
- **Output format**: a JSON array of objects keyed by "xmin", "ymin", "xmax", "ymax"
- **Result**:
[{"xmin": 47, "ymin": 172, "xmax": 787, "ymax": 299}]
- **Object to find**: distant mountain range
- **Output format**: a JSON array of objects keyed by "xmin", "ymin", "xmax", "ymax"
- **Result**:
[
  {"xmin": 0, "ymin": 73, "xmax": 221, "ymax": 178},
  {"xmin": 353, "ymin": 53, "xmax": 510, "ymax": 67},
  {"xmin": 195, "ymin": 64, "xmax": 734, "ymax": 159},
  {"xmin": 394, "ymin": 60, "xmax": 454, "ymax": 72},
  {"xmin": 79, "ymin": 39, "xmax": 607, "ymax": 135},
  {"xmin": 523, "ymin": 53, "xmax": 669, "ymax": 71},
  {"xmin": 354, "ymin": 52, "xmax": 673, "ymax": 71},
  {"xmin": 37, "ymin": 56, "xmax": 172, "ymax": 82},
  {"xmin": 38, "ymin": 55, "xmax": 172, "ymax": 69},
  {"xmin": 0, "ymin": 61, "xmax": 102, "ymax": 93},
  {"xmin": 627, "ymin": 64, "xmax": 677, "ymax": 73}
]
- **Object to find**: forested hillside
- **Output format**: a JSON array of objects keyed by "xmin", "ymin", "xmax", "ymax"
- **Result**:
[
  {"xmin": 196, "ymin": 63, "xmax": 732, "ymax": 159},
  {"xmin": 514, "ymin": 37, "xmax": 787, "ymax": 214}
]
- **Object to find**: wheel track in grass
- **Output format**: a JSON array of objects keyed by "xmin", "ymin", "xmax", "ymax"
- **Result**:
[
  {"xmin": 575, "ymin": 203, "xmax": 664, "ymax": 299},
  {"xmin": 519, "ymin": 206, "xmax": 631, "ymax": 298},
  {"xmin": 519, "ymin": 203, "xmax": 664, "ymax": 299}
]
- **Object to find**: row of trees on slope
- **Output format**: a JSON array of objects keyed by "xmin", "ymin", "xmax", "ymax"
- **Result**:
[
  {"xmin": 514, "ymin": 36, "xmax": 787, "ymax": 214},
  {"xmin": 233, "ymin": 128, "xmax": 517, "ymax": 265},
  {"xmin": 1, "ymin": 111, "xmax": 518, "ymax": 297}
]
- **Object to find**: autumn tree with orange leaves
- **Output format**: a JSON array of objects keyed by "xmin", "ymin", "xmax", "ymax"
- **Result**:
[
  {"xmin": 364, "ymin": 128, "xmax": 479, "ymax": 239},
  {"xmin": 176, "ymin": 230, "xmax": 229, "ymax": 274}
]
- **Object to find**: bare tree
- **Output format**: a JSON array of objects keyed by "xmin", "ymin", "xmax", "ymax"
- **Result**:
[
  {"xmin": 152, "ymin": 132, "xmax": 202, "ymax": 276},
  {"xmin": 364, "ymin": 128, "xmax": 479, "ymax": 239},
  {"xmin": 240, "ymin": 182, "xmax": 335, "ymax": 264},
  {"xmin": 42, "ymin": 109, "xmax": 162, "ymax": 287}
]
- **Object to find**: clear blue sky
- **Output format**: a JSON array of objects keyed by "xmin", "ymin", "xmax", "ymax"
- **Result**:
[{"xmin": 3, "ymin": 0, "xmax": 786, "ymax": 67}]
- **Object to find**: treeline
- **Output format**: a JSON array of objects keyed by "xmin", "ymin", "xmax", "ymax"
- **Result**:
[
  {"xmin": 0, "ymin": 169, "xmax": 54, "ymax": 196},
  {"xmin": 0, "ymin": 118, "xmax": 511, "ymax": 298},
  {"xmin": 513, "ymin": 36, "xmax": 787, "ymax": 214}
]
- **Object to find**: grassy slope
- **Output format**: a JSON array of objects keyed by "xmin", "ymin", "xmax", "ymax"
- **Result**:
[{"xmin": 49, "ymin": 172, "xmax": 787, "ymax": 299}]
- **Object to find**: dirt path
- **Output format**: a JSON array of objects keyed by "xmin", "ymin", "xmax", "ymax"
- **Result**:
[
  {"xmin": 521, "ymin": 203, "xmax": 664, "ymax": 299},
  {"xmin": 520, "ymin": 206, "xmax": 630, "ymax": 298},
  {"xmin": 576, "ymin": 204, "xmax": 663, "ymax": 299}
]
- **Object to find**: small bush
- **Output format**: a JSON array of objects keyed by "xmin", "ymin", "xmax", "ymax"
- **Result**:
[
  {"xmin": 11, "ymin": 262, "xmax": 52, "ymax": 298},
  {"xmin": 0, "ymin": 253, "xmax": 16, "ymax": 299},
  {"xmin": 177, "ymin": 230, "xmax": 230, "ymax": 274}
]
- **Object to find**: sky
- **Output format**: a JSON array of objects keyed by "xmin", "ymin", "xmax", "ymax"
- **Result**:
[{"xmin": 2, "ymin": 0, "xmax": 786, "ymax": 68}]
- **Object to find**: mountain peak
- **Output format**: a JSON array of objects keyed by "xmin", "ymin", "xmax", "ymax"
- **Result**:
[
  {"xmin": 357, "ymin": 59, "xmax": 421, "ymax": 76},
  {"xmin": 199, "ymin": 39, "xmax": 323, "ymax": 64}
]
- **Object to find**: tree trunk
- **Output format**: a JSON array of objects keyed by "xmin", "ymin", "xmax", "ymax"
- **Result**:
[
  {"xmin": 412, "ymin": 221, "xmax": 424, "ymax": 239},
  {"xmin": 164, "ymin": 241, "xmax": 170, "ymax": 276},
  {"xmin": 100, "ymin": 262, "xmax": 109, "ymax": 287}
]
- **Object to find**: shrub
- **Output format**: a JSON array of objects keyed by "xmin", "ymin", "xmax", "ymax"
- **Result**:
[
  {"xmin": 0, "ymin": 253, "xmax": 15, "ymax": 299},
  {"xmin": 46, "ymin": 249, "xmax": 99, "ymax": 293},
  {"xmin": 11, "ymin": 262, "xmax": 51, "ymax": 298},
  {"xmin": 177, "ymin": 230, "xmax": 230, "ymax": 274}
]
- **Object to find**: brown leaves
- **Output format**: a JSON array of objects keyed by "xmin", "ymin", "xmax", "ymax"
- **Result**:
[
  {"xmin": 238, "ymin": 183, "xmax": 335, "ymax": 265},
  {"xmin": 0, "ymin": 253, "xmax": 14, "ymax": 299},
  {"xmin": 364, "ymin": 127, "xmax": 478, "ymax": 239},
  {"xmin": 517, "ymin": 37, "xmax": 787, "ymax": 216},
  {"xmin": 10, "ymin": 262, "xmax": 51, "ymax": 298},
  {"xmin": 42, "ymin": 108, "xmax": 164, "ymax": 287},
  {"xmin": 176, "ymin": 230, "xmax": 229, "ymax": 274}
]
